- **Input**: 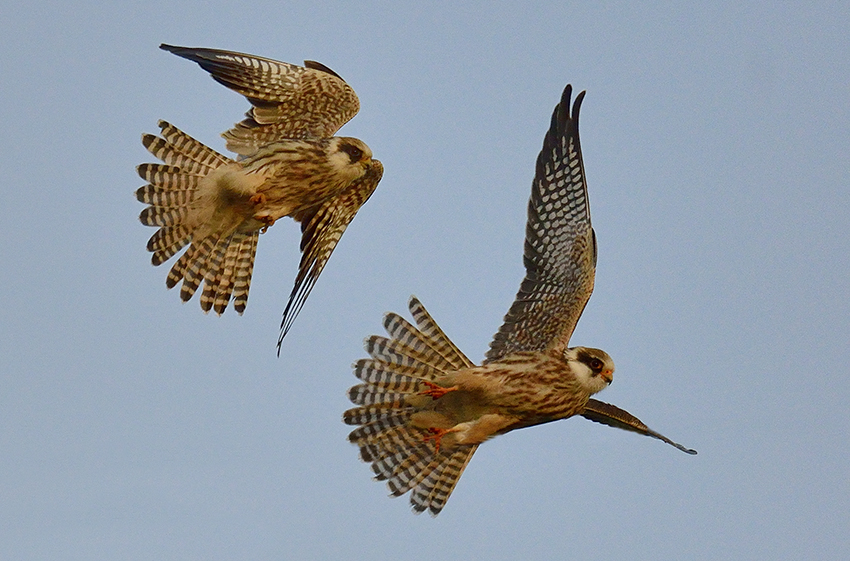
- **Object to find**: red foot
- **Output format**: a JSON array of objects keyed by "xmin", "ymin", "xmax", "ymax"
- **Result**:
[
  {"xmin": 419, "ymin": 381, "xmax": 457, "ymax": 400},
  {"xmin": 255, "ymin": 214, "xmax": 276, "ymax": 233},
  {"xmin": 423, "ymin": 427, "xmax": 454, "ymax": 453},
  {"xmin": 249, "ymin": 193, "xmax": 267, "ymax": 206}
]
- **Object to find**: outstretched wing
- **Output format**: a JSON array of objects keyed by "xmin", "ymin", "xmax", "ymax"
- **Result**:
[
  {"xmin": 485, "ymin": 85, "xmax": 596, "ymax": 362},
  {"xmin": 276, "ymin": 160, "xmax": 384, "ymax": 353},
  {"xmin": 581, "ymin": 399, "xmax": 697, "ymax": 455},
  {"xmin": 160, "ymin": 44, "xmax": 360, "ymax": 156}
]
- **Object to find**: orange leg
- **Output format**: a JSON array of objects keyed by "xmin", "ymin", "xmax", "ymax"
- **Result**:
[
  {"xmin": 418, "ymin": 380, "xmax": 457, "ymax": 400},
  {"xmin": 249, "ymin": 193, "xmax": 267, "ymax": 206},
  {"xmin": 423, "ymin": 427, "xmax": 457, "ymax": 454}
]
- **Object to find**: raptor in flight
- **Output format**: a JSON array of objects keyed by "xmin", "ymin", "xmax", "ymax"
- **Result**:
[
  {"xmin": 344, "ymin": 85, "xmax": 695, "ymax": 516},
  {"xmin": 136, "ymin": 44, "xmax": 382, "ymax": 350}
]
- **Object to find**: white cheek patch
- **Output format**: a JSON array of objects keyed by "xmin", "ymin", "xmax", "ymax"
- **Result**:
[
  {"xmin": 572, "ymin": 361, "xmax": 610, "ymax": 394},
  {"xmin": 327, "ymin": 149, "xmax": 351, "ymax": 170},
  {"xmin": 572, "ymin": 362, "xmax": 593, "ymax": 384}
]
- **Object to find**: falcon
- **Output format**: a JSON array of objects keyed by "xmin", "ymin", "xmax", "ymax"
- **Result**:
[
  {"xmin": 136, "ymin": 44, "xmax": 382, "ymax": 350},
  {"xmin": 343, "ymin": 85, "xmax": 695, "ymax": 516}
]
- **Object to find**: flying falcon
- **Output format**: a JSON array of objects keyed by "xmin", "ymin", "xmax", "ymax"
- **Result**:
[
  {"xmin": 136, "ymin": 44, "xmax": 382, "ymax": 350},
  {"xmin": 343, "ymin": 85, "xmax": 696, "ymax": 516}
]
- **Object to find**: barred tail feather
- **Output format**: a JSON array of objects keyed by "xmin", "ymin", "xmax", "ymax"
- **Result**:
[
  {"xmin": 407, "ymin": 296, "xmax": 473, "ymax": 370},
  {"xmin": 137, "ymin": 121, "xmax": 258, "ymax": 313},
  {"xmin": 199, "ymin": 236, "xmax": 230, "ymax": 312},
  {"xmin": 381, "ymin": 444, "xmax": 439, "ymax": 492},
  {"xmin": 381, "ymin": 310, "xmax": 471, "ymax": 371},
  {"xmin": 231, "ymin": 232, "xmax": 258, "ymax": 314},
  {"xmin": 352, "ymin": 359, "xmax": 427, "ymax": 392},
  {"xmin": 138, "ymin": 203, "xmax": 189, "ymax": 228},
  {"xmin": 345, "ymin": 297, "xmax": 477, "ymax": 515},
  {"xmin": 410, "ymin": 447, "xmax": 476, "ymax": 514},
  {"xmin": 175, "ymin": 231, "xmax": 258, "ymax": 316},
  {"xmin": 159, "ymin": 230, "xmax": 257, "ymax": 316},
  {"xmin": 210, "ymin": 233, "xmax": 244, "ymax": 314},
  {"xmin": 151, "ymin": 231, "xmax": 192, "ymax": 266},
  {"xmin": 178, "ymin": 237, "xmax": 217, "ymax": 301},
  {"xmin": 146, "ymin": 224, "xmax": 190, "ymax": 252},
  {"xmin": 155, "ymin": 120, "xmax": 231, "ymax": 169}
]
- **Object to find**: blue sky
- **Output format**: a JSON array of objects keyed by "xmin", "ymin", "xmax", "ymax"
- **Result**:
[{"xmin": 1, "ymin": 2, "xmax": 849, "ymax": 560}]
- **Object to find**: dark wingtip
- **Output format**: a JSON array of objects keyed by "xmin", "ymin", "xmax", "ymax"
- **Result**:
[
  {"xmin": 549, "ymin": 83, "xmax": 586, "ymax": 139},
  {"xmin": 535, "ymin": 83, "xmax": 584, "ymax": 187},
  {"xmin": 646, "ymin": 427, "xmax": 698, "ymax": 455},
  {"xmin": 572, "ymin": 89, "xmax": 586, "ymax": 127},
  {"xmin": 560, "ymin": 84, "xmax": 573, "ymax": 114},
  {"xmin": 159, "ymin": 44, "xmax": 209, "ymax": 64},
  {"xmin": 159, "ymin": 43, "xmax": 184, "ymax": 56},
  {"xmin": 550, "ymin": 84, "xmax": 571, "ymax": 133},
  {"xmin": 276, "ymin": 287, "xmax": 301, "ymax": 357},
  {"xmin": 304, "ymin": 60, "xmax": 344, "ymax": 80},
  {"xmin": 276, "ymin": 322, "xmax": 287, "ymax": 357}
]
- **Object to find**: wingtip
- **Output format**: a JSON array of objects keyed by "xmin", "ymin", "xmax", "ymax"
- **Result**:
[
  {"xmin": 647, "ymin": 426, "xmax": 698, "ymax": 455},
  {"xmin": 277, "ymin": 320, "xmax": 292, "ymax": 356},
  {"xmin": 549, "ymin": 83, "xmax": 585, "ymax": 137},
  {"xmin": 560, "ymin": 83, "xmax": 573, "ymax": 110},
  {"xmin": 277, "ymin": 304, "xmax": 295, "ymax": 356},
  {"xmin": 304, "ymin": 60, "xmax": 344, "ymax": 80},
  {"xmin": 159, "ymin": 43, "xmax": 209, "ymax": 64},
  {"xmin": 572, "ymin": 89, "xmax": 586, "ymax": 124},
  {"xmin": 159, "ymin": 43, "xmax": 201, "ymax": 64}
]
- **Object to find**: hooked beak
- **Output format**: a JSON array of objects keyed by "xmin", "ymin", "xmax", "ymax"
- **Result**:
[{"xmin": 601, "ymin": 370, "xmax": 613, "ymax": 385}]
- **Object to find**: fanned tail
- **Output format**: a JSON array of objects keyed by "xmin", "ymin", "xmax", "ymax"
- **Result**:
[
  {"xmin": 137, "ymin": 121, "xmax": 257, "ymax": 314},
  {"xmin": 344, "ymin": 296, "xmax": 478, "ymax": 515}
]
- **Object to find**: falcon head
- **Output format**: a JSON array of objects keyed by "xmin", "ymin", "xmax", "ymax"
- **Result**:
[
  {"xmin": 564, "ymin": 347, "xmax": 614, "ymax": 394},
  {"xmin": 327, "ymin": 137, "xmax": 374, "ymax": 182}
]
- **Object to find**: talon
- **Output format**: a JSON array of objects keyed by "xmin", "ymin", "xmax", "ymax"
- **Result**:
[
  {"xmin": 418, "ymin": 380, "xmax": 457, "ymax": 400},
  {"xmin": 249, "ymin": 193, "xmax": 267, "ymax": 206},
  {"xmin": 423, "ymin": 427, "xmax": 455, "ymax": 454},
  {"xmin": 255, "ymin": 214, "xmax": 276, "ymax": 233}
]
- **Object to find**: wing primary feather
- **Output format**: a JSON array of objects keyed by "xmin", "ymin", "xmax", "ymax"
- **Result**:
[
  {"xmin": 581, "ymin": 399, "xmax": 697, "ymax": 455},
  {"xmin": 304, "ymin": 60, "xmax": 343, "ymax": 79},
  {"xmin": 160, "ymin": 43, "xmax": 360, "ymax": 153},
  {"xmin": 485, "ymin": 84, "xmax": 596, "ymax": 362},
  {"xmin": 276, "ymin": 162, "xmax": 383, "ymax": 354}
]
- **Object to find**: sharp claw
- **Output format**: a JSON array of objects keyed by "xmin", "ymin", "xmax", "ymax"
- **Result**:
[
  {"xmin": 418, "ymin": 381, "xmax": 457, "ymax": 400},
  {"xmin": 255, "ymin": 214, "xmax": 275, "ymax": 233},
  {"xmin": 423, "ymin": 427, "xmax": 455, "ymax": 453}
]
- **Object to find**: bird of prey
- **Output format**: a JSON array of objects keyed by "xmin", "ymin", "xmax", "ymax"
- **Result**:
[
  {"xmin": 343, "ymin": 85, "xmax": 695, "ymax": 516},
  {"xmin": 136, "ymin": 44, "xmax": 383, "ymax": 350}
]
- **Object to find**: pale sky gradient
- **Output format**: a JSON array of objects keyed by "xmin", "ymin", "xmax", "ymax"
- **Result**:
[{"xmin": 1, "ymin": 2, "xmax": 849, "ymax": 560}]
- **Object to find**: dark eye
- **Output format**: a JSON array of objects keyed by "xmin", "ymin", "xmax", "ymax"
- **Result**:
[
  {"xmin": 341, "ymin": 144, "xmax": 364, "ymax": 162},
  {"xmin": 589, "ymin": 358, "xmax": 604, "ymax": 372}
]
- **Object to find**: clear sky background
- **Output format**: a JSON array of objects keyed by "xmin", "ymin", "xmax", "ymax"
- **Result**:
[{"xmin": 1, "ymin": 2, "xmax": 848, "ymax": 560}]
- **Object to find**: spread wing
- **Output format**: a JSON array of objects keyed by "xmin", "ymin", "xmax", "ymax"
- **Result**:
[
  {"xmin": 276, "ymin": 160, "xmax": 384, "ymax": 353},
  {"xmin": 160, "ymin": 44, "xmax": 360, "ymax": 156},
  {"xmin": 581, "ymin": 399, "xmax": 697, "ymax": 454},
  {"xmin": 485, "ymin": 85, "xmax": 596, "ymax": 362}
]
